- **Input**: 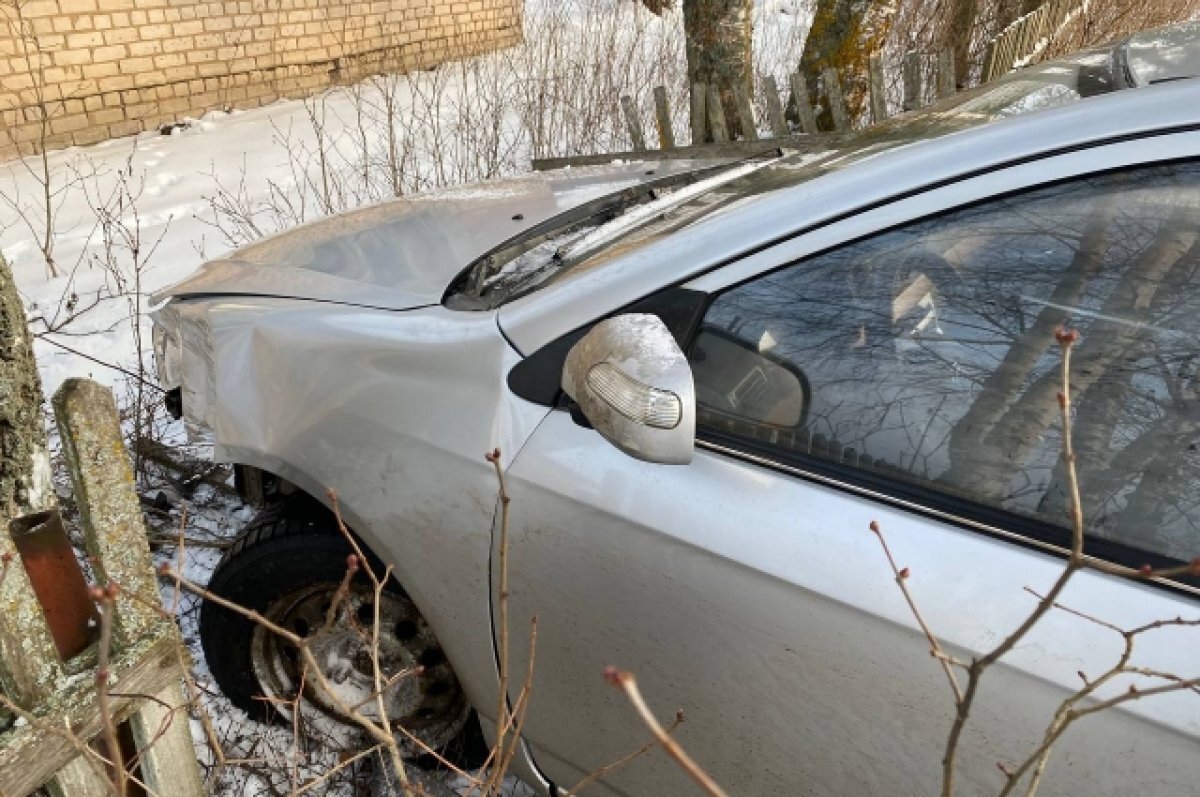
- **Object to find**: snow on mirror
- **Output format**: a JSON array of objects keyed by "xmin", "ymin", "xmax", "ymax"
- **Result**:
[{"xmin": 562, "ymin": 314, "xmax": 695, "ymax": 465}]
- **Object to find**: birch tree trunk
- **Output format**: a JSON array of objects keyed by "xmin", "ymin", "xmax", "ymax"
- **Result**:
[
  {"xmin": 682, "ymin": 0, "xmax": 753, "ymax": 139},
  {"xmin": 798, "ymin": 0, "xmax": 894, "ymax": 129},
  {"xmin": 635, "ymin": 0, "xmax": 754, "ymax": 140}
]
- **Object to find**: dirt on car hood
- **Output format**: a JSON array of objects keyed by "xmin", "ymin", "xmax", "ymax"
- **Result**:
[{"xmin": 154, "ymin": 160, "xmax": 723, "ymax": 311}]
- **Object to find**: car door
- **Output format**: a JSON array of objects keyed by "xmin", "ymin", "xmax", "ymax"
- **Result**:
[{"xmin": 499, "ymin": 160, "xmax": 1200, "ymax": 796}]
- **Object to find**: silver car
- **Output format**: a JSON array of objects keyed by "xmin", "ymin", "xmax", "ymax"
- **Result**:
[{"xmin": 153, "ymin": 27, "xmax": 1200, "ymax": 797}]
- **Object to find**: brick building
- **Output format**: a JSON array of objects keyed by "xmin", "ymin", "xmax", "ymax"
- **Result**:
[{"xmin": 0, "ymin": 0, "xmax": 523, "ymax": 158}]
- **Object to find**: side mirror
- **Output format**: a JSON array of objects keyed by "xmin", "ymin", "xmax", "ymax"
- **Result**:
[{"xmin": 562, "ymin": 314, "xmax": 695, "ymax": 465}]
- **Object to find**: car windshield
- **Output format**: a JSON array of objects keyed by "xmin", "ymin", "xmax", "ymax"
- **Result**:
[{"xmin": 445, "ymin": 44, "xmax": 1127, "ymax": 311}]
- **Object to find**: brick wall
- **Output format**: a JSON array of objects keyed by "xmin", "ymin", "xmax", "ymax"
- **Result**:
[{"xmin": 0, "ymin": 0, "xmax": 522, "ymax": 158}]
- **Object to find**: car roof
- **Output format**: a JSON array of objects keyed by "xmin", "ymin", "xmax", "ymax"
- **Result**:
[{"xmin": 497, "ymin": 77, "xmax": 1200, "ymax": 355}]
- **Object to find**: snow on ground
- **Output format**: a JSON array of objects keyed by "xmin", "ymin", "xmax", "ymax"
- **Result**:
[{"xmin": 2, "ymin": 1, "xmax": 812, "ymax": 793}]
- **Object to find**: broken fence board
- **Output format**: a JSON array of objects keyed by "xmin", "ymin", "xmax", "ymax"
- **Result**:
[
  {"xmin": 731, "ymin": 81, "xmax": 758, "ymax": 141},
  {"xmin": 788, "ymin": 72, "xmax": 819, "ymax": 135},
  {"xmin": 705, "ymin": 83, "xmax": 730, "ymax": 143},
  {"xmin": 129, "ymin": 681, "xmax": 205, "ymax": 797},
  {"xmin": 689, "ymin": 82, "xmax": 707, "ymax": 145},
  {"xmin": 902, "ymin": 51, "xmax": 922, "ymax": 111},
  {"xmin": 868, "ymin": 53, "xmax": 887, "ymax": 123},
  {"xmin": 619, "ymin": 94, "xmax": 646, "ymax": 152},
  {"xmin": 762, "ymin": 76, "xmax": 788, "ymax": 138},
  {"xmin": 937, "ymin": 50, "xmax": 956, "ymax": 98},
  {"xmin": 652, "ymin": 86, "xmax": 675, "ymax": 149},
  {"xmin": 821, "ymin": 67, "xmax": 849, "ymax": 131}
]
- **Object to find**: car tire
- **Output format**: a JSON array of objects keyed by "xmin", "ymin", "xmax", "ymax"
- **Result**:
[{"xmin": 199, "ymin": 495, "xmax": 471, "ymax": 753}]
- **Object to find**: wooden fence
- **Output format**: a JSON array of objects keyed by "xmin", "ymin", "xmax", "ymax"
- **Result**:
[
  {"xmin": 982, "ymin": 0, "xmax": 1086, "ymax": 82},
  {"xmin": 533, "ymin": 0, "xmax": 1077, "ymax": 171},
  {"xmin": 0, "ymin": 379, "xmax": 203, "ymax": 797},
  {"xmin": 533, "ymin": 48, "xmax": 960, "ymax": 170}
]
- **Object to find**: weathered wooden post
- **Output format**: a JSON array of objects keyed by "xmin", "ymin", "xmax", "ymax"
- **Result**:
[
  {"xmin": 902, "ymin": 51, "xmax": 923, "ymax": 112},
  {"xmin": 762, "ymin": 76, "xmax": 789, "ymax": 138},
  {"xmin": 619, "ymin": 95, "xmax": 646, "ymax": 152},
  {"xmin": 689, "ymin": 82, "xmax": 707, "ymax": 145},
  {"xmin": 868, "ymin": 53, "xmax": 887, "ymax": 123},
  {"xmin": 788, "ymin": 72, "xmax": 819, "ymax": 135},
  {"xmin": 730, "ymin": 81, "xmax": 758, "ymax": 141},
  {"xmin": 821, "ymin": 67, "xmax": 849, "ymax": 131},
  {"xmin": 937, "ymin": 50, "xmax": 956, "ymax": 98},
  {"xmin": 652, "ymin": 86, "xmax": 675, "ymax": 149},
  {"xmin": 705, "ymin": 83, "xmax": 730, "ymax": 143},
  {"xmin": 981, "ymin": 39, "xmax": 997, "ymax": 83}
]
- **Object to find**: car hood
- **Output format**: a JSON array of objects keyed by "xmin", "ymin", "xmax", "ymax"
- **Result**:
[{"xmin": 155, "ymin": 160, "xmax": 724, "ymax": 311}]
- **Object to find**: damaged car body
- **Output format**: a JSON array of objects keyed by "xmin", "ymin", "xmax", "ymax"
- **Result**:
[{"xmin": 153, "ymin": 29, "xmax": 1200, "ymax": 797}]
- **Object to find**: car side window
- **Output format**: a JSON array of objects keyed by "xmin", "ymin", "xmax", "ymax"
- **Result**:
[{"xmin": 691, "ymin": 161, "xmax": 1200, "ymax": 563}]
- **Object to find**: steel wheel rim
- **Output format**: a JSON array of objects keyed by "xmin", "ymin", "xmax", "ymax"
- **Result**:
[{"xmin": 249, "ymin": 580, "xmax": 469, "ymax": 753}]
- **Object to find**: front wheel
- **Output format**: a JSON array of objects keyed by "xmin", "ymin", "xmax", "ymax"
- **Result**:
[{"xmin": 198, "ymin": 497, "xmax": 470, "ymax": 753}]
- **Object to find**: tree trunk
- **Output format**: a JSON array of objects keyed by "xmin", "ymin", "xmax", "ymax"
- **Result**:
[
  {"xmin": 0, "ymin": 255, "xmax": 52, "ymax": 522},
  {"xmin": 682, "ymin": 0, "xmax": 753, "ymax": 140},
  {"xmin": 939, "ymin": 0, "xmax": 979, "ymax": 87},
  {"xmin": 798, "ymin": 0, "xmax": 894, "ymax": 130}
]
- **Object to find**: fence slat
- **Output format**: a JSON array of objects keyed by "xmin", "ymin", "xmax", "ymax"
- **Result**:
[
  {"xmin": 868, "ymin": 53, "xmax": 887, "ymax": 123},
  {"xmin": 705, "ymin": 83, "xmax": 730, "ymax": 143},
  {"xmin": 788, "ymin": 72, "xmax": 818, "ymax": 134},
  {"xmin": 937, "ymin": 50, "xmax": 956, "ymax": 97},
  {"xmin": 689, "ymin": 82, "xmax": 707, "ymax": 145},
  {"xmin": 652, "ymin": 86, "xmax": 675, "ymax": 149},
  {"xmin": 619, "ymin": 95, "xmax": 646, "ymax": 152},
  {"xmin": 821, "ymin": 67, "xmax": 849, "ymax": 131},
  {"xmin": 731, "ymin": 81, "xmax": 758, "ymax": 141},
  {"xmin": 902, "ymin": 51, "xmax": 922, "ymax": 111},
  {"xmin": 130, "ymin": 681, "xmax": 206, "ymax": 797},
  {"xmin": 762, "ymin": 76, "xmax": 788, "ymax": 138}
]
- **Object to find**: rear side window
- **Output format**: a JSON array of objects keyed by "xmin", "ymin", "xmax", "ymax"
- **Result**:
[{"xmin": 691, "ymin": 161, "xmax": 1200, "ymax": 563}]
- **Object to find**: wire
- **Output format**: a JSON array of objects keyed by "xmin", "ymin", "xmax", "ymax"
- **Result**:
[{"xmin": 37, "ymin": 335, "xmax": 168, "ymax": 394}]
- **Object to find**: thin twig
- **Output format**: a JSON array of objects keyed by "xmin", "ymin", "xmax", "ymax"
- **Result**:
[
  {"xmin": 565, "ymin": 709, "xmax": 685, "ymax": 795},
  {"xmin": 603, "ymin": 668, "xmax": 730, "ymax": 797}
]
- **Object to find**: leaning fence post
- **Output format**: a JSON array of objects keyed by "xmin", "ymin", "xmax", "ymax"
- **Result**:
[
  {"xmin": 868, "ymin": 53, "xmax": 887, "ymax": 123},
  {"xmin": 620, "ymin": 94, "xmax": 646, "ymax": 152},
  {"xmin": 731, "ymin": 80, "xmax": 758, "ymax": 141},
  {"xmin": 937, "ymin": 50, "xmax": 956, "ymax": 97},
  {"xmin": 821, "ymin": 67, "xmax": 849, "ymax": 131},
  {"xmin": 689, "ymin": 82, "xmax": 707, "ymax": 145},
  {"xmin": 903, "ymin": 51, "xmax": 922, "ymax": 111},
  {"xmin": 53, "ymin": 379, "xmax": 205, "ymax": 797},
  {"xmin": 762, "ymin": 75, "xmax": 788, "ymax": 138},
  {"xmin": 705, "ymin": 83, "xmax": 730, "ymax": 143},
  {"xmin": 788, "ymin": 71, "xmax": 819, "ymax": 134},
  {"xmin": 981, "ymin": 39, "xmax": 997, "ymax": 83},
  {"xmin": 652, "ymin": 86, "xmax": 675, "ymax": 149}
]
